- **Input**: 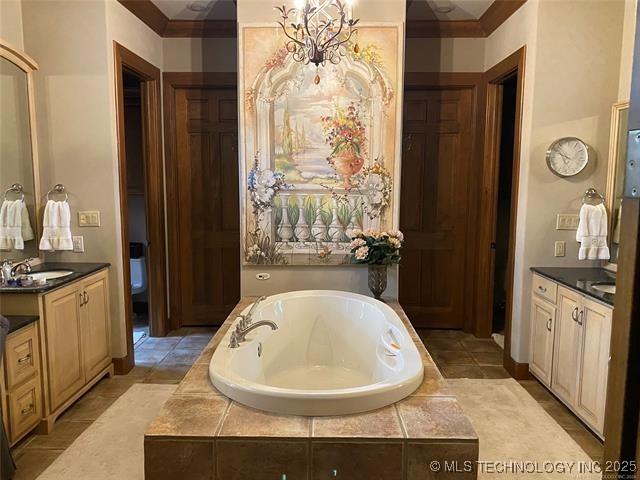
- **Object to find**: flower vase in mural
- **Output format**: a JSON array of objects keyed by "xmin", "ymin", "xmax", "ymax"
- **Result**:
[
  {"xmin": 322, "ymin": 103, "xmax": 366, "ymax": 190},
  {"xmin": 350, "ymin": 230, "xmax": 403, "ymax": 299},
  {"xmin": 240, "ymin": 25, "xmax": 403, "ymax": 266}
]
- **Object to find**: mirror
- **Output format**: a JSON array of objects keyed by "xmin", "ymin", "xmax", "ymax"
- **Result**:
[
  {"xmin": 605, "ymin": 101, "xmax": 629, "ymax": 268},
  {"xmin": 0, "ymin": 42, "xmax": 40, "ymax": 261}
]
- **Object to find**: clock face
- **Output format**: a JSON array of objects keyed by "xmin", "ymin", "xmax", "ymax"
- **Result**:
[{"xmin": 546, "ymin": 137, "xmax": 590, "ymax": 177}]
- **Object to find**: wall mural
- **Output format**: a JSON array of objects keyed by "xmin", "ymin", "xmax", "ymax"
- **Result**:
[{"xmin": 240, "ymin": 24, "xmax": 403, "ymax": 266}]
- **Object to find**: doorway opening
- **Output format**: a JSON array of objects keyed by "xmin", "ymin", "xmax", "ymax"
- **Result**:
[
  {"xmin": 114, "ymin": 42, "xmax": 167, "ymax": 374},
  {"xmin": 491, "ymin": 73, "xmax": 517, "ymax": 348}
]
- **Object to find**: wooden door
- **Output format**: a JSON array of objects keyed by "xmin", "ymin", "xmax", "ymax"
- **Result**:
[
  {"xmin": 171, "ymin": 86, "xmax": 240, "ymax": 326},
  {"xmin": 529, "ymin": 295, "xmax": 556, "ymax": 386},
  {"xmin": 80, "ymin": 271, "xmax": 112, "ymax": 380},
  {"xmin": 551, "ymin": 286, "xmax": 582, "ymax": 406},
  {"xmin": 399, "ymin": 88, "xmax": 474, "ymax": 328},
  {"xmin": 576, "ymin": 298, "xmax": 612, "ymax": 435},
  {"xmin": 43, "ymin": 284, "xmax": 84, "ymax": 411}
]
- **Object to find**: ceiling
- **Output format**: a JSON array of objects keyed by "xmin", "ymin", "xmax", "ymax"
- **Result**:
[{"xmin": 149, "ymin": 0, "xmax": 494, "ymax": 21}]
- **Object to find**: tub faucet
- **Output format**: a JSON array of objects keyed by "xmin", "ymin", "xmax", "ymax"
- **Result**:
[
  {"xmin": 229, "ymin": 320, "xmax": 278, "ymax": 348},
  {"xmin": 238, "ymin": 295, "xmax": 267, "ymax": 330}
]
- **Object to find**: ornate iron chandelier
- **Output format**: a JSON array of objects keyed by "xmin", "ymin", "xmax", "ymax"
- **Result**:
[{"xmin": 275, "ymin": 0, "xmax": 359, "ymax": 83}]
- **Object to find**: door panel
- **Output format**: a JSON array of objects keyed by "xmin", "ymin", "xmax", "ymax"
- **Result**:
[
  {"xmin": 529, "ymin": 295, "xmax": 556, "ymax": 386},
  {"xmin": 576, "ymin": 298, "xmax": 612, "ymax": 435},
  {"xmin": 172, "ymin": 87, "xmax": 240, "ymax": 326},
  {"xmin": 551, "ymin": 287, "xmax": 582, "ymax": 405},
  {"xmin": 399, "ymin": 88, "xmax": 474, "ymax": 328}
]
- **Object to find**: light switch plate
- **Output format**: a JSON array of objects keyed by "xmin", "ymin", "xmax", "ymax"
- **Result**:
[
  {"xmin": 78, "ymin": 211, "xmax": 101, "ymax": 227},
  {"xmin": 554, "ymin": 241, "xmax": 566, "ymax": 257},
  {"xmin": 72, "ymin": 236, "xmax": 85, "ymax": 253},
  {"xmin": 556, "ymin": 214, "xmax": 579, "ymax": 230}
]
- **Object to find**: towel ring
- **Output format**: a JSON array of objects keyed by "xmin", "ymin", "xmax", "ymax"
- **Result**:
[
  {"xmin": 46, "ymin": 184, "xmax": 68, "ymax": 201},
  {"xmin": 582, "ymin": 187, "xmax": 604, "ymax": 205},
  {"xmin": 3, "ymin": 183, "xmax": 25, "ymax": 202}
]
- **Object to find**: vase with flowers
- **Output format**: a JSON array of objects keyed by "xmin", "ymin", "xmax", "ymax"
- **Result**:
[
  {"xmin": 349, "ymin": 229, "xmax": 403, "ymax": 299},
  {"xmin": 321, "ymin": 103, "xmax": 367, "ymax": 190}
]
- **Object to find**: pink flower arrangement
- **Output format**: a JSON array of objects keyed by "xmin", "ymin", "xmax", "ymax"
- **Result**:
[{"xmin": 350, "ymin": 230, "xmax": 403, "ymax": 265}]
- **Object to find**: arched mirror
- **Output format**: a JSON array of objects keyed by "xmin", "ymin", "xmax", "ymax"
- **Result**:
[{"xmin": 0, "ymin": 40, "xmax": 41, "ymax": 261}]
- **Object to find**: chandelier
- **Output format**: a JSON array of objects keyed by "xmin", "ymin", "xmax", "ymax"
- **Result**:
[{"xmin": 275, "ymin": 0, "xmax": 359, "ymax": 83}]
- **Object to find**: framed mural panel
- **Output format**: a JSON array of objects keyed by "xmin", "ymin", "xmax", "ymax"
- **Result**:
[{"xmin": 239, "ymin": 23, "xmax": 404, "ymax": 266}]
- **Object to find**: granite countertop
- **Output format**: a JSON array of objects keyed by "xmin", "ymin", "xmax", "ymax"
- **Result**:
[
  {"xmin": 530, "ymin": 267, "xmax": 615, "ymax": 306},
  {"xmin": 3, "ymin": 315, "xmax": 39, "ymax": 334},
  {"xmin": 0, "ymin": 262, "xmax": 110, "ymax": 294}
]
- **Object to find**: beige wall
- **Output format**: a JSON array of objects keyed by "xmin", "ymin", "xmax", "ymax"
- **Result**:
[
  {"xmin": 485, "ymin": 0, "xmax": 627, "ymax": 363},
  {"xmin": 163, "ymin": 38, "xmax": 237, "ymax": 72},
  {"xmin": 22, "ymin": 0, "xmax": 162, "ymax": 358},
  {"xmin": 619, "ymin": 0, "xmax": 638, "ymax": 100},
  {"xmin": 405, "ymin": 37, "xmax": 485, "ymax": 72},
  {"xmin": 0, "ymin": 0, "xmax": 24, "ymax": 49}
]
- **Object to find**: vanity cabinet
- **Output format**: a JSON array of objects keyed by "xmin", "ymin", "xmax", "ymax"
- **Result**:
[
  {"xmin": 529, "ymin": 274, "xmax": 612, "ymax": 438},
  {"xmin": 0, "ymin": 266, "xmax": 113, "ymax": 441}
]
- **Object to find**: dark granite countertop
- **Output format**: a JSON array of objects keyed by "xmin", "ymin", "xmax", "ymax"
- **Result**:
[
  {"xmin": 4, "ymin": 315, "xmax": 39, "ymax": 334},
  {"xmin": 0, "ymin": 262, "xmax": 110, "ymax": 294},
  {"xmin": 530, "ymin": 267, "xmax": 615, "ymax": 307}
]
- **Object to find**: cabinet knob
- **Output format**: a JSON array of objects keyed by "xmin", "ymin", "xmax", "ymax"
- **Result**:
[
  {"xmin": 21, "ymin": 404, "xmax": 34, "ymax": 415},
  {"xmin": 538, "ymin": 285, "xmax": 547, "ymax": 293},
  {"xmin": 17, "ymin": 353, "xmax": 32, "ymax": 365}
]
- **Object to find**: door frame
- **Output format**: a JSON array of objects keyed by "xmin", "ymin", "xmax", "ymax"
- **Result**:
[
  {"xmin": 401, "ymin": 72, "xmax": 486, "ymax": 331},
  {"xmin": 163, "ymin": 72, "xmax": 237, "ymax": 331},
  {"xmin": 113, "ymin": 42, "xmax": 167, "ymax": 374},
  {"xmin": 474, "ymin": 47, "xmax": 526, "ymax": 378}
]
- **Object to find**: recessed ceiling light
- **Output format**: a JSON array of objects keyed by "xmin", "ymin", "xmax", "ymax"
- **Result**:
[
  {"xmin": 187, "ymin": 0, "xmax": 211, "ymax": 12},
  {"xmin": 433, "ymin": 1, "xmax": 455, "ymax": 14}
]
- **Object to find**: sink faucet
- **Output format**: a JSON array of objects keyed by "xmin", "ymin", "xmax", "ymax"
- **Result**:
[
  {"xmin": 228, "ymin": 320, "xmax": 278, "ymax": 348},
  {"xmin": 237, "ymin": 295, "xmax": 267, "ymax": 330},
  {"xmin": 11, "ymin": 259, "xmax": 32, "ymax": 277},
  {"xmin": 1, "ymin": 260, "xmax": 13, "ymax": 284}
]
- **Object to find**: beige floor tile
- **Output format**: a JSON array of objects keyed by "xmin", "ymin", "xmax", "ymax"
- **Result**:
[
  {"xmin": 86, "ymin": 375, "xmax": 140, "ymax": 397},
  {"xmin": 471, "ymin": 351, "xmax": 503, "ymax": 366},
  {"xmin": 13, "ymin": 448, "xmax": 64, "ymax": 480},
  {"xmin": 136, "ymin": 337, "xmax": 182, "ymax": 351},
  {"xmin": 479, "ymin": 366, "xmax": 511, "ymax": 378},
  {"xmin": 441, "ymin": 365, "xmax": 486, "ymax": 379},
  {"xmin": 25, "ymin": 420, "xmax": 92, "ymax": 449},
  {"xmin": 432, "ymin": 350, "xmax": 476, "ymax": 366},
  {"xmin": 461, "ymin": 337, "xmax": 502, "ymax": 353},
  {"xmin": 161, "ymin": 348, "xmax": 203, "ymax": 365},
  {"xmin": 176, "ymin": 335, "xmax": 212, "ymax": 350},
  {"xmin": 145, "ymin": 362, "xmax": 192, "ymax": 383},
  {"xmin": 58, "ymin": 395, "xmax": 118, "ymax": 422},
  {"xmin": 420, "ymin": 337, "xmax": 466, "ymax": 351},
  {"xmin": 134, "ymin": 349, "xmax": 171, "ymax": 366}
]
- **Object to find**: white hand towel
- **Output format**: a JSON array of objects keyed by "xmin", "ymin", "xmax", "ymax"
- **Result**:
[
  {"xmin": 20, "ymin": 201, "xmax": 34, "ymax": 243},
  {"xmin": 39, "ymin": 200, "xmax": 73, "ymax": 251},
  {"xmin": 0, "ymin": 200, "xmax": 24, "ymax": 250},
  {"xmin": 576, "ymin": 203, "xmax": 610, "ymax": 260}
]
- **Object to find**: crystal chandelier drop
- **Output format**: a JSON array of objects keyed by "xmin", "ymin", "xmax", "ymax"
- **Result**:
[{"xmin": 275, "ymin": 0, "xmax": 360, "ymax": 83}]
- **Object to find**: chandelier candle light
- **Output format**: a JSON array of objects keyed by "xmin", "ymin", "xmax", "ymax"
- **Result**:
[{"xmin": 275, "ymin": 0, "xmax": 359, "ymax": 83}]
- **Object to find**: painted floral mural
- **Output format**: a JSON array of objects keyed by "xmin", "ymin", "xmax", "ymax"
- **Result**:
[{"xmin": 240, "ymin": 24, "xmax": 403, "ymax": 266}]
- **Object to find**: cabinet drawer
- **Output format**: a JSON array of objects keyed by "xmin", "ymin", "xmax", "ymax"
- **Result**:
[
  {"xmin": 8, "ymin": 377, "xmax": 42, "ymax": 444},
  {"xmin": 5, "ymin": 323, "xmax": 40, "ymax": 390},
  {"xmin": 533, "ymin": 274, "xmax": 557, "ymax": 304}
]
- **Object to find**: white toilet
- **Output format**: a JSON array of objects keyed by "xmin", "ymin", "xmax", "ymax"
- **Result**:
[{"xmin": 130, "ymin": 244, "xmax": 147, "ymax": 295}]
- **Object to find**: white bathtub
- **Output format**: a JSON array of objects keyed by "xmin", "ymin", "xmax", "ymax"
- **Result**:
[{"xmin": 209, "ymin": 290, "xmax": 424, "ymax": 416}]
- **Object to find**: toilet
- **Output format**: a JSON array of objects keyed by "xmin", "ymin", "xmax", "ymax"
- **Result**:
[{"xmin": 129, "ymin": 242, "xmax": 147, "ymax": 295}]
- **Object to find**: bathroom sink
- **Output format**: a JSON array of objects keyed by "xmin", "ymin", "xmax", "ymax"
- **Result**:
[
  {"xmin": 592, "ymin": 283, "xmax": 616, "ymax": 295},
  {"xmin": 29, "ymin": 270, "xmax": 74, "ymax": 281}
]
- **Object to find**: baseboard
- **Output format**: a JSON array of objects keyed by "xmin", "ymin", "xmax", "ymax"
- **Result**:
[
  {"xmin": 504, "ymin": 355, "xmax": 530, "ymax": 380},
  {"xmin": 113, "ymin": 354, "xmax": 134, "ymax": 375}
]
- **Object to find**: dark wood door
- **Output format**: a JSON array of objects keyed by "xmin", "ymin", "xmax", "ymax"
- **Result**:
[
  {"xmin": 171, "ymin": 86, "xmax": 240, "ymax": 326},
  {"xmin": 399, "ymin": 88, "xmax": 474, "ymax": 329}
]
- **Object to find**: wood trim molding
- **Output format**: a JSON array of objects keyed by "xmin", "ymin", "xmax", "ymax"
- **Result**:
[
  {"xmin": 114, "ymin": 42, "xmax": 168, "ymax": 372},
  {"xmin": 406, "ymin": 0, "xmax": 527, "ymax": 38},
  {"xmin": 162, "ymin": 72, "xmax": 238, "ymax": 330},
  {"xmin": 119, "ymin": 0, "xmax": 523, "ymax": 39}
]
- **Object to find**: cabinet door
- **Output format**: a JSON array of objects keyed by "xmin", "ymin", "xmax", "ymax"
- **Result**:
[
  {"xmin": 44, "ymin": 284, "xmax": 85, "ymax": 411},
  {"xmin": 551, "ymin": 287, "xmax": 582, "ymax": 405},
  {"xmin": 529, "ymin": 295, "xmax": 556, "ymax": 386},
  {"xmin": 80, "ymin": 271, "xmax": 111, "ymax": 380},
  {"xmin": 575, "ymin": 298, "xmax": 612, "ymax": 436}
]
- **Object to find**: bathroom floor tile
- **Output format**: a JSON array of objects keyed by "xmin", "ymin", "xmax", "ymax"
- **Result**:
[
  {"xmin": 161, "ymin": 348, "xmax": 203, "ymax": 365},
  {"xmin": 24, "ymin": 420, "xmax": 91, "ymax": 450},
  {"xmin": 134, "ymin": 349, "xmax": 171, "ymax": 366},
  {"xmin": 85, "ymin": 375, "xmax": 139, "ymax": 397},
  {"xmin": 470, "ymin": 351, "xmax": 503, "ymax": 366},
  {"xmin": 58, "ymin": 395, "xmax": 118, "ymax": 422},
  {"xmin": 432, "ymin": 350, "xmax": 476, "ymax": 366},
  {"xmin": 136, "ymin": 337, "xmax": 182, "ymax": 351},
  {"xmin": 144, "ymin": 362, "xmax": 193, "ymax": 384},
  {"xmin": 13, "ymin": 448, "xmax": 64, "ymax": 480},
  {"xmin": 176, "ymin": 335, "xmax": 213, "ymax": 350},
  {"xmin": 479, "ymin": 366, "xmax": 511, "ymax": 378},
  {"xmin": 441, "ymin": 365, "xmax": 486, "ymax": 379},
  {"xmin": 460, "ymin": 338, "xmax": 502, "ymax": 353},
  {"xmin": 563, "ymin": 426, "xmax": 603, "ymax": 461}
]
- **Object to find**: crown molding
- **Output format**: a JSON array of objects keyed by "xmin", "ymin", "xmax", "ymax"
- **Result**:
[{"xmin": 118, "ymin": 0, "xmax": 525, "ymax": 39}]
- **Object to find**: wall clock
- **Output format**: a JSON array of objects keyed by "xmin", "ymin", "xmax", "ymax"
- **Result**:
[{"xmin": 546, "ymin": 137, "xmax": 591, "ymax": 177}]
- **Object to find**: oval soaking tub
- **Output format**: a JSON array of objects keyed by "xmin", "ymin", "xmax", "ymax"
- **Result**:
[{"xmin": 209, "ymin": 290, "xmax": 424, "ymax": 416}]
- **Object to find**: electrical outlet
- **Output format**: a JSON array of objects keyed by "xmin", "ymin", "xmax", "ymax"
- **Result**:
[
  {"xmin": 556, "ymin": 214, "xmax": 580, "ymax": 230},
  {"xmin": 72, "ymin": 236, "xmax": 85, "ymax": 253},
  {"xmin": 78, "ymin": 211, "xmax": 101, "ymax": 227},
  {"xmin": 554, "ymin": 241, "xmax": 566, "ymax": 257}
]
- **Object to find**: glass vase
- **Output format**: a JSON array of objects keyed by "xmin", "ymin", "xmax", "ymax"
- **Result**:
[{"xmin": 368, "ymin": 265, "xmax": 387, "ymax": 300}]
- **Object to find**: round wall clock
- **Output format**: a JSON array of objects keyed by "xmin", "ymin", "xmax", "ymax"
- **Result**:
[{"xmin": 546, "ymin": 137, "xmax": 591, "ymax": 177}]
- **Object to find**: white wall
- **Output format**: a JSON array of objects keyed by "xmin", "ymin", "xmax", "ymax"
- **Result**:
[
  {"xmin": 22, "ymin": 0, "xmax": 163, "ymax": 358},
  {"xmin": 485, "ymin": 0, "xmax": 627, "ymax": 363}
]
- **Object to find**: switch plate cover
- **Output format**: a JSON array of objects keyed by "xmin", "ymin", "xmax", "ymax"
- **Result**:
[
  {"xmin": 78, "ymin": 211, "xmax": 101, "ymax": 227},
  {"xmin": 554, "ymin": 241, "xmax": 566, "ymax": 257},
  {"xmin": 556, "ymin": 214, "xmax": 579, "ymax": 230},
  {"xmin": 72, "ymin": 236, "xmax": 84, "ymax": 253}
]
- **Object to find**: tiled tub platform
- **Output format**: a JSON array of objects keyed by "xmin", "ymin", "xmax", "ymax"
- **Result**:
[{"xmin": 144, "ymin": 298, "xmax": 478, "ymax": 480}]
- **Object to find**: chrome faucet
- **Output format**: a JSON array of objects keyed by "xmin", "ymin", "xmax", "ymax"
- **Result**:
[
  {"xmin": 11, "ymin": 258, "xmax": 32, "ymax": 277},
  {"xmin": 0, "ymin": 260, "xmax": 13, "ymax": 284},
  {"xmin": 228, "ymin": 320, "xmax": 278, "ymax": 348},
  {"xmin": 237, "ymin": 295, "xmax": 267, "ymax": 330}
]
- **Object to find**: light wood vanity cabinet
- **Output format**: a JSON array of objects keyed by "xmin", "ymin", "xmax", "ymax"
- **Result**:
[
  {"xmin": 0, "ymin": 267, "xmax": 113, "ymax": 444},
  {"xmin": 529, "ymin": 273, "xmax": 612, "ymax": 438}
]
